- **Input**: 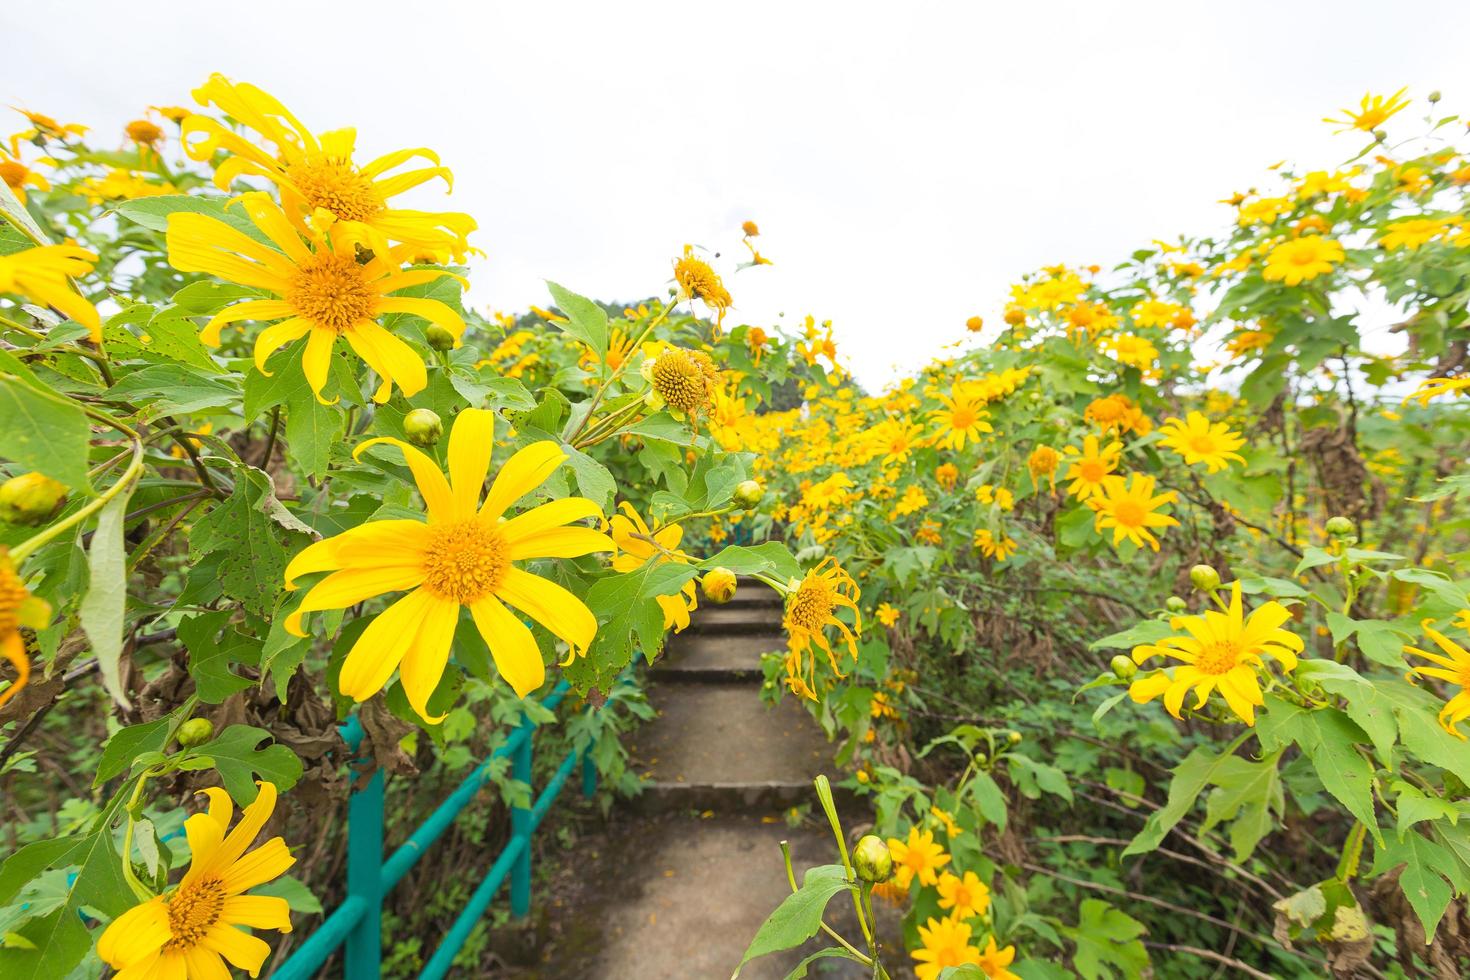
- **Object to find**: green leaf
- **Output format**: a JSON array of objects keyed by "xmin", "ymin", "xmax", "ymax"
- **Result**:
[
  {"xmin": 969, "ymin": 770, "xmax": 1008, "ymax": 833},
  {"xmin": 190, "ymin": 466, "xmax": 305, "ymax": 617},
  {"xmin": 1377, "ymin": 679, "xmax": 1470, "ymax": 788},
  {"xmin": 108, "ymin": 363, "xmax": 241, "ymax": 416},
  {"xmin": 0, "ymin": 178, "xmax": 49, "ymax": 245},
  {"xmin": 184, "ymin": 724, "xmax": 303, "ymax": 803},
  {"xmin": 0, "ymin": 905, "xmax": 90, "ymax": 980},
  {"xmin": 114, "ymin": 194, "xmax": 269, "ymax": 244},
  {"xmin": 1391, "ymin": 780, "xmax": 1459, "ymax": 836},
  {"xmin": 1258, "ymin": 700, "xmax": 1380, "ymax": 843},
  {"xmin": 284, "ymin": 378, "xmax": 343, "ymax": 479},
  {"xmin": 1199, "ymin": 750, "xmax": 1284, "ymax": 861},
  {"xmin": 1008, "ymin": 753, "xmax": 1073, "ymax": 803},
  {"xmin": 734, "ymin": 865, "xmax": 850, "ymax": 975},
  {"xmin": 1370, "ymin": 829, "xmax": 1458, "ymax": 940},
  {"xmin": 94, "ymin": 718, "xmax": 171, "ymax": 785},
  {"xmin": 561, "ymin": 443, "xmax": 615, "ymax": 511},
  {"xmin": 0, "ymin": 376, "xmax": 93, "ymax": 492},
  {"xmin": 1088, "ymin": 618, "xmax": 1173, "ymax": 652},
  {"xmin": 78, "ymin": 480, "xmax": 136, "ymax": 709},
  {"xmin": 1295, "ymin": 660, "xmax": 1397, "ymax": 762},
  {"xmin": 545, "ymin": 281, "xmax": 608, "ymax": 357},
  {"xmin": 701, "ymin": 542, "xmax": 801, "ymax": 581},
  {"xmin": 177, "ymin": 611, "xmax": 261, "ymax": 703},
  {"xmin": 251, "ymin": 875, "xmax": 323, "ymax": 914},
  {"xmin": 1063, "ymin": 899, "xmax": 1149, "ymax": 980},
  {"xmin": 1124, "ymin": 739, "xmax": 1246, "ymax": 857}
]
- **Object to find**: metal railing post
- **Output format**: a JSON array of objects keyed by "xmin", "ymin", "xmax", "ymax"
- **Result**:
[
  {"xmin": 344, "ymin": 762, "xmax": 384, "ymax": 978},
  {"xmin": 509, "ymin": 716, "xmax": 534, "ymax": 919}
]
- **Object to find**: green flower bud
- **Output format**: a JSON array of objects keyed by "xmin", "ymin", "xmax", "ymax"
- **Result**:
[
  {"xmin": 1005, "ymin": 730, "xmax": 1022, "ymax": 745},
  {"xmin": 0, "ymin": 472, "xmax": 67, "ymax": 525},
  {"xmin": 1428, "ymin": 90, "xmax": 1442, "ymax": 104},
  {"xmin": 425, "ymin": 324, "xmax": 457, "ymax": 352},
  {"xmin": 177, "ymin": 718, "xmax": 215, "ymax": 747},
  {"xmin": 1165, "ymin": 596, "xmax": 1187, "ymax": 613},
  {"xmin": 701, "ymin": 568, "xmax": 737, "ymax": 604},
  {"xmin": 733, "ymin": 480, "xmax": 764, "ymax": 510},
  {"xmin": 853, "ymin": 834, "xmax": 893, "ymax": 883},
  {"xmin": 1325, "ymin": 516, "xmax": 1356, "ymax": 537},
  {"xmin": 1110, "ymin": 655, "xmax": 1138, "ymax": 680},
  {"xmin": 1373, "ymin": 129, "xmax": 1387, "ymax": 143},
  {"xmin": 404, "ymin": 409, "xmax": 444, "ymax": 447},
  {"xmin": 1189, "ymin": 564, "xmax": 1221, "ymax": 592}
]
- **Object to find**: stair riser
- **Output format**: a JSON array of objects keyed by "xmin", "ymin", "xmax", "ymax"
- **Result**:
[
  {"xmin": 647, "ymin": 665, "xmax": 764, "ymax": 683},
  {"xmin": 625, "ymin": 782, "xmax": 859, "ymax": 815}
]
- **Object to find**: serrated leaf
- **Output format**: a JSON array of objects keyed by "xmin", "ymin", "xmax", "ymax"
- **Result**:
[
  {"xmin": 185, "ymin": 724, "xmax": 303, "ymax": 803},
  {"xmin": 1124, "ymin": 739, "xmax": 1246, "ymax": 857},
  {"xmin": 108, "ymin": 363, "xmax": 241, "ymax": 416},
  {"xmin": 0, "ymin": 376, "xmax": 93, "ymax": 492},
  {"xmin": 735, "ymin": 865, "xmax": 850, "ymax": 975},
  {"xmin": 1063, "ymin": 899, "xmax": 1149, "ymax": 980},
  {"xmin": 189, "ymin": 467, "xmax": 303, "ymax": 617},
  {"xmin": 545, "ymin": 281, "xmax": 608, "ymax": 357},
  {"xmin": 94, "ymin": 718, "xmax": 171, "ymax": 785},
  {"xmin": 1370, "ymin": 829, "xmax": 1457, "ymax": 940}
]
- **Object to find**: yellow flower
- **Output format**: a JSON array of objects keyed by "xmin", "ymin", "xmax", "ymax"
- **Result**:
[
  {"xmin": 782, "ymin": 558, "xmax": 861, "ymax": 699},
  {"xmin": 610, "ymin": 502, "xmax": 697, "ymax": 633},
  {"xmin": 1130, "ymin": 297, "xmax": 1187, "ymax": 328},
  {"xmin": 935, "ymin": 462, "xmax": 959, "ymax": 490},
  {"xmin": 125, "ymin": 118, "xmax": 164, "ymax": 147},
  {"xmin": 973, "ymin": 529, "xmax": 1018, "ymax": 561},
  {"xmin": 0, "ymin": 549, "xmax": 49, "ymax": 710},
  {"xmin": 1379, "ymin": 217, "xmax": 1452, "ymax": 250},
  {"xmin": 1404, "ymin": 619, "xmax": 1470, "ymax": 739},
  {"xmin": 1063, "ymin": 436, "xmax": 1122, "ymax": 501},
  {"xmin": 929, "ymin": 391, "xmax": 993, "ymax": 450},
  {"xmin": 1101, "ymin": 333, "xmax": 1158, "ymax": 371},
  {"xmin": 1158, "ymin": 412, "xmax": 1246, "ymax": 473},
  {"xmin": 1324, "ymin": 88, "xmax": 1410, "ymax": 133},
  {"xmin": 1403, "ymin": 376, "xmax": 1470, "ymax": 407},
  {"xmin": 1236, "ymin": 196, "xmax": 1292, "ymax": 227},
  {"xmin": 1226, "ymin": 329, "xmax": 1273, "ymax": 358},
  {"xmin": 965, "ymin": 315, "xmax": 984, "ymax": 333},
  {"xmin": 874, "ymin": 419, "xmax": 925, "ymax": 464},
  {"xmin": 876, "ymin": 602, "xmax": 900, "ymax": 627},
  {"xmin": 911, "ymin": 915, "xmax": 980, "ymax": 980},
  {"xmin": 8, "ymin": 108, "xmax": 86, "ymax": 154},
  {"xmin": 937, "ymin": 870, "xmax": 990, "ymax": 920},
  {"xmin": 672, "ymin": 245, "xmax": 732, "ymax": 326},
  {"xmin": 741, "ymin": 220, "xmax": 760, "ymax": 237},
  {"xmin": 929, "ymin": 806, "xmax": 963, "ymax": 839},
  {"xmin": 888, "ymin": 827, "xmax": 950, "ymax": 890},
  {"xmin": 1262, "ymin": 236, "xmax": 1344, "ymax": 285},
  {"xmin": 1130, "ymin": 583, "xmax": 1302, "ymax": 725},
  {"xmin": 640, "ymin": 344, "xmax": 722, "ymax": 422},
  {"xmin": 0, "ymin": 151, "xmax": 50, "ymax": 202},
  {"xmin": 183, "ymin": 74, "xmax": 476, "ymax": 261},
  {"xmin": 1063, "ymin": 301, "xmax": 1117, "ymax": 340},
  {"xmin": 98, "ymin": 782, "xmax": 295, "ymax": 980},
  {"xmin": 1027, "ymin": 445, "xmax": 1060, "ymax": 490},
  {"xmin": 1087, "ymin": 474, "xmax": 1179, "ymax": 551},
  {"xmin": 976, "ymin": 935, "xmax": 1021, "ymax": 979},
  {"xmin": 166, "ymin": 192, "xmax": 464, "ymax": 404},
  {"xmin": 0, "ymin": 243, "xmax": 102, "ymax": 342},
  {"xmin": 284, "ymin": 412, "xmax": 614, "ymax": 713},
  {"xmin": 891, "ymin": 484, "xmax": 929, "ymax": 519},
  {"xmin": 78, "ymin": 168, "xmax": 175, "ymax": 205}
]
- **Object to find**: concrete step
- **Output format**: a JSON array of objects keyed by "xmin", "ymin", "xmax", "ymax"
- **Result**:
[
  {"xmin": 686, "ymin": 605, "xmax": 785, "ymax": 635},
  {"xmin": 650, "ymin": 631, "xmax": 785, "ymax": 682},
  {"xmin": 627, "ymin": 681, "xmax": 837, "ymax": 814},
  {"xmin": 720, "ymin": 578, "xmax": 785, "ymax": 610}
]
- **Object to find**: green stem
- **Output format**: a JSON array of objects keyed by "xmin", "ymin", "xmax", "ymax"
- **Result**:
[{"xmin": 119, "ymin": 771, "xmax": 157, "ymax": 902}]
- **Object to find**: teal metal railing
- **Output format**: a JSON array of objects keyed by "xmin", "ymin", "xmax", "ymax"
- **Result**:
[{"xmin": 272, "ymin": 678, "xmax": 605, "ymax": 979}]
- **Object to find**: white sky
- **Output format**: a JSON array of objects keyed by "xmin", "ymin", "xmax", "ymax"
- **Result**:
[{"xmin": 5, "ymin": 1, "xmax": 1470, "ymax": 389}]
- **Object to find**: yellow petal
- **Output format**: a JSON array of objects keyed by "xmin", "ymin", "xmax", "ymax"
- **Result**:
[
  {"xmin": 353, "ymin": 438, "xmax": 454, "ymax": 524},
  {"xmin": 480, "ymin": 442, "xmax": 566, "ymax": 521},
  {"xmin": 220, "ymin": 895, "xmax": 293, "ymax": 933},
  {"xmin": 285, "ymin": 565, "xmax": 425, "ymax": 636},
  {"xmin": 496, "ymin": 566, "xmax": 597, "ymax": 654},
  {"xmin": 470, "ymin": 595, "xmax": 546, "ymax": 697},
  {"xmin": 337, "ymin": 587, "xmax": 436, "ymax": 701},
  {"xmin": 447, "ymin": 408, "xmax": 497, "ymax": 520},
  {"xmin": 201, "ymin": 923, "xmax": 272, "ymax": 978},
  {"xmin": 219, "ymin": 837, "xmax": 295, "ymax": 895},
  {"xmin": 398, "ymin": 595, "xmax": 459, "ymax": 722},
  {"xmin": 97, "ymin": 897, "xmax": 171, "ymax": 968}
]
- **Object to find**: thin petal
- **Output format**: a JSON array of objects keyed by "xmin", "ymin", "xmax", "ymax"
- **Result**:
[
  {"xmin": 496, "ymin": 566, "xmax": 597, "ymax": 654},
  {"xmin": 470, "ymin": 595, "xmax": 546, "ymax": 697},
  {"xmin": 201, "ymin": 924, "xmax": 272, "ymax": 978},
  {"xmin": 480, "ymin": 442, "xmax": 566, "ymax": 521},
  {"xmin": 398, "ymin": 595, "xmax": 460, "ymax": 722},
  {"xmin": 507, "ymin": 526, "xmax": 615, "ymax": 560},
  {"xmin": 447, "ymin": 408, "xmax": 497, "ymax": 520},
  {"xmin": 500, "ymin": 498, "xmax": 604, "ymax": 544},
  {"xmin": 353, "ymin": 438, "xmax": 454, "ymax": 524},
  {"xmin": 220, "ymin": 895, "xmax": 293, "ymax": 933},
  {"xmin": 219, "ymin": 838, "xmax": 295, "ymax": 895},
  {"xmin": 285, "ymin": 565, "xmax": 425, "ymax": 636},
  {"xmin": 337, "ymin": 587, "xmax": 436, "ymax": 701}
]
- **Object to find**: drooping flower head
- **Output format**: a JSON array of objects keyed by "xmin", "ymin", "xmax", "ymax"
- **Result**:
[
  {"xmin": 1158, "ymin": 411, "xmax": 1246, "ymax": 473},
  {"xmin": 0, "ymin": 244, "xmax": 102, "ymax": 341},
  {"xmin": 610, "ymin": 502, "xmax": 697, "ymax": 632},
  {"xmin": 98, "ymin": 782, "xmax": 294, "ymax": 980},
  {"xmin": 166, "ymin": 192, "xmax": 465, "ymax": 404},
  {"xmin": 1129, "ymin": 583, "xmax": 1302, "ymax": 725},
  {"xmin": 284, "ymin": 411, "xmax": 614, "ymax": 714},
  {"xmin": 911, "ymin": 915, "xmax": 981, "ymax": 980},
  {"xmin": 1404, "ymin": 618, "xmax": 1470, "ymax": 739},
  {"xmin": 782, "ymin": 558, "xmax": 861, "ymax": 699},
  {"xmin": 1027, "ymin": 444, "xmax": 1060, "ymax": 490},
  {"xmin": 1087, "ymin": 473, "xmax": 1179, "ymax": 551},
  {"xmin": 182, "ymin": 74, "xmax": 476, "ymax": 261},
  {"xmin": 672, "ymin": 245, "xmax": 732, "ymax": 326},
  {"xmin": 0, "ymin": 150, "xmax": 51, "ymax": 203},
  {"xmin": 8, "ymin": 108, "xmax": 87, "ymax": 155}
]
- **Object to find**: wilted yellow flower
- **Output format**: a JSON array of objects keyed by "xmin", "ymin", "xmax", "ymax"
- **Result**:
[
  {"xmin": 782, "ymin": 558, "xmax": 861, "ymax": 699},
  {"xmin": 1027, "ymin": 445, "xmax": 1060, "ymax": 489},
  {"xmin": 1130, "ymin": 583, "xmax": 1302, "ymax": 725},
  {"xmin": 641, "ymin": 344, "xmax": 722, "ymax": 423},
  {"xmin": 1403, "ymin": 376, "xmax": 1470, "ymax": 407},
  {"xmin": 935, "ymin": 462, "xmax": 959, "ymax": 489},
  {"xmin": 672, "ymin": 245, "xmax": 732, "ymax": 326},
  {"xmin": 973, "ymin": 528, "xmax": 1017, "ymax": 561},
  {"xmin": 611, "ymin": 502, "xmax": 697, "ymax": 632},
  {"xmin": 965, "ymin": 315, "xmax": 984, "ymax": 333},
  {"xmin": 0, "ymin": 549, "xmax": 48, "ymax": 710},
  {"xmin": 124, "ymin": 118, "xmax": 164, "ymax": 147}
]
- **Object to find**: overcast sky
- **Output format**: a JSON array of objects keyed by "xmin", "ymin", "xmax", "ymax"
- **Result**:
[{"xmin": 5, "ymin": 1, "xmax": 1470, "ymax": 388}]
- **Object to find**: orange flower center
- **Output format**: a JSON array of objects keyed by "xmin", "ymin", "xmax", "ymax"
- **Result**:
[
  {"xmin": 1112, "ymin": 499, "xmax": 1145, "ymax": 528},
  {"xmin": 286, "ymin": 253, "xmax": 379, "ymax": 333},
  {"xmin": 0, "ymin": 161, "xmax": 26, "ymax": 190},
  {"xmin": 163, "ymin": 877, "xmax": 225, "ymax": 952},
  {"xmin": 1078, "ymin": 459, "xmax": 1106, "ymax": 482},
  {"xmin": 787, "ymin": 581, "xmax": 836, "ymax": 633},
  {"xmin": 673, "ymin": 255, "xmax": 731, "ymax": 308},
  {"xmin": 1195, "ymin": 639, "xmax": 1244, "ymax": 676},
  {"xmin": 126, "ymin": 120, "xmax": 164, "ymax": 145},
  {"xmin": 422, "ymin": 519, "xmax": 508, "ymax": 604},
  {"xmin": 652, "ymin": 349, "xmax": 718, "ymax": 415},
  {"xmin": 285, "ymin": 156, "xmax": 382, "ymax": 222},
  {"xmin": 949, "ymin": 407, "xmax": 977, "ymax": 430}
]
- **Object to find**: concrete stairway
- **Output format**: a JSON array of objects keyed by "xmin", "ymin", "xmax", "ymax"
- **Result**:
[{"xmin": 530, "ymin": 578, "xmax": 878, "ymax": 979}]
